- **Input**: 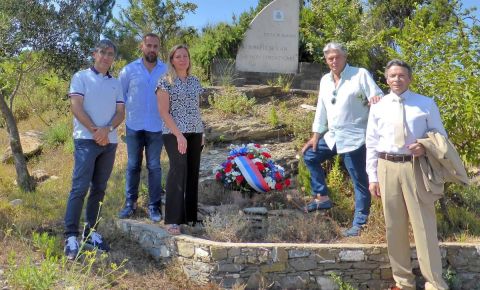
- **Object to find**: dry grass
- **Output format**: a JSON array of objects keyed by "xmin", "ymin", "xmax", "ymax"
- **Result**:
[
  {"xmin": 202, "ymin": 205, "xmax": 252, "ymax": 242},
  {"xmin": 267, "ymin": 212, "xmax": 341, "ymax": 243}
]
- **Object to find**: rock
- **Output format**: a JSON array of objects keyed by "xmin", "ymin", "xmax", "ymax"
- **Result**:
[
  {"xmin": 1, "ymin": 130, "xmax": 44, "ymax": 163},
  {"xmin": 31, "ymin": 169, "xmax": 50, "ymax": 183},
  {"xmin": 205, "ymin": 122, "xmax": 289, "ymax": 143},
  {"xmin": 268, "ymin": 209, "xmax": 303, "ymax": 219},
  {"xmin": 237, "ymin": 85, "xmax": 283, "ymax": 99},
  {"xmin": 300, "ymin": 104, "xmax": 317, "ymax": 111},
  {"xmin": 246, "ymin": 271, "xmax": 270, "ymax": 289},
  {"xmin": 9, "ymin": 199, "xmax": 23, "ymax": 206},
  {"xmin": 316, "ymin": 276, "xmax": 338, "ymax": 290},
  {"xmin": 339, "ymin": 250, "xmax": 365, "ymax": 262},
  {"xmin": 243, "ymin": 207, "xmax": 268, "ymax": 215}
]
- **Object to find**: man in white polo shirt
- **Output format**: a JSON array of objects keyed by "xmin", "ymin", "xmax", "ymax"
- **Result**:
[
  {"xmin": 366, "ymin": 60, "xmax": 448, "ymax": 290},
  {"xmin": 63, "ymin": 39, "xmax": 125, "ymax": 260}
]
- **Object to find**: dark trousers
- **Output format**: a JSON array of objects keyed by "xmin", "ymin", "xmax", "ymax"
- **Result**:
[
  {"xmin": 163, "ymin": 133, "xmax": 202, "ymax": 225},
  {"xmin": 64, "ymin": 139, "xmax": 117, "ymax": 238}
]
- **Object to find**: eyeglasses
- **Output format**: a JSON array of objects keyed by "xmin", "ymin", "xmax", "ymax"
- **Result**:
[
  {"xmin": 97, "ymin": 50, "xmax": 115, "ymax": 58},
  {"xmin": 331, "ymin": 90, "xmax": 337, "ymax": 104}
]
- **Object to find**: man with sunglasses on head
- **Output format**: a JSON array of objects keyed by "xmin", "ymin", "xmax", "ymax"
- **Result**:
[{"xmin": 302, "ymin": 42, "xmax": 383, "ymax": 237}]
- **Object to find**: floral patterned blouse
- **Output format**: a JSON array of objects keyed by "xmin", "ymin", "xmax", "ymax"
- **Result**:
[{"xmin": 156, "ymin": 76, "xmax": 204, "ymax": 134}]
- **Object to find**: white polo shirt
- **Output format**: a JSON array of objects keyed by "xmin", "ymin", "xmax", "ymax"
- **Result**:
[{"xmin": 68, "ymin": 67, "xmax": 124, "ymax": 143}]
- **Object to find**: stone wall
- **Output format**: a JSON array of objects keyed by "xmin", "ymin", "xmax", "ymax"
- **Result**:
[{"xmin": 116, "ymin": 219, "xmax": 480, "ymax": 290}]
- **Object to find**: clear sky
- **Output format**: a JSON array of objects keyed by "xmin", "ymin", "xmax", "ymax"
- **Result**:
[{"xmin": 114, "ymin": 0, "xmax": 478, "ymax": 30}]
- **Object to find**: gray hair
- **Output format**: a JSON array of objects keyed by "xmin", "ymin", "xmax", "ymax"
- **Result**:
[
  {"xmin": 323, "ymin": 42, "xmax": 347, "ymax": 56},
  {"xmin": 94, "ymin": 39, "xmax": 117, "ymax": 56},
  {"xmin": 385, "ymin": 59, "xmax": 413, "ymax": 78}
]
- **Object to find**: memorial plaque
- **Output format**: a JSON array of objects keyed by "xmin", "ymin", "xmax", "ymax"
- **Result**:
[{"xmin": 235, "ymin": 0, "xmax": 299, "ymax": 73}]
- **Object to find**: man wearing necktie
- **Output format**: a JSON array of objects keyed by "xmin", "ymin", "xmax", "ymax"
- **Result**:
[
  {"xmin": 366, "ymin": 60, "xmax": 449, "ymax": 290},
  {"xmin": 302, "ymin": 42, "xmax": 383, "ymax": 237}
]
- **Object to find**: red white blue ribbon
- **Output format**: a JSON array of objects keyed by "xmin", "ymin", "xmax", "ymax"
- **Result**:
[{"xmin": 233, "ymin": 156, "xmax": 270, "ymax": 193}]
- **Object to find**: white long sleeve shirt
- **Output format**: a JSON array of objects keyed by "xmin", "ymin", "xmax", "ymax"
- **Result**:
[
  {"xmin": 312, "ymin": 64, "xmax": 383, "ymax": 154},
  {"xmin": 366, "ymin": 90, "xmax": 447, "ymax": 182}
]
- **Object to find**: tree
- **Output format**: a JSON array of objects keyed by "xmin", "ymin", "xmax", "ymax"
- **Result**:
[
  {"xmin": 0, "ymin": 0, "xmax": 114, "ymax": 192},
  {"xmin": 111, "ymin": 0, "xmax": 197, "ymax": 60},
  {"xmin": 384, "ymin": 0, "xmax": 480, "ymax": 166},
  {"xmin": 300, "ymin": 0, "xmax": 368, "ymax": 65}
]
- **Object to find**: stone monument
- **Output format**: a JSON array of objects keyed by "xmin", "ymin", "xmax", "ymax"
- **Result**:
[{"xmin": 235, "ymin": 0, "xmax": 299, "ymax": 74}]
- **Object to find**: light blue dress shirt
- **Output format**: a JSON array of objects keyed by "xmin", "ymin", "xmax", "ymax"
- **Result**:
[
  {"xmin": 312, "ymin": 64, "xmax": 383, "ymax": 154},
  {"xmin": 119, "ymin": 58, "xmax": 167, "ymax": 132}
]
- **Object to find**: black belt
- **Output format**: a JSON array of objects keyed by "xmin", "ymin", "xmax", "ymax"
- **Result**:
[{"xmin": 378, "ymin": 152, "xmax": 412, "ymax": 162}]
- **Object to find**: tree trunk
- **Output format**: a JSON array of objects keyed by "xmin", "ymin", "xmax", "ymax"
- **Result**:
[{"xmin": 0, "ymin": 93, "xmax": 35, "ymax": 192}]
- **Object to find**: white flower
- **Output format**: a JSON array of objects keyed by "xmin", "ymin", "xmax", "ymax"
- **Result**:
[{"xmin": 264, "ymin": 176, "xmax": 276, "ymax": 189}]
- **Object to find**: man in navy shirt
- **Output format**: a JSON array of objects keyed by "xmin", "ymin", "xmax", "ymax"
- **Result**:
[
  {"xmin": 64, "ymin": 39, "xmax": 125, "ymax": 260},
  {"xmin": 118, "ymin": 33, "xmax": 167, "ymax": 221}
]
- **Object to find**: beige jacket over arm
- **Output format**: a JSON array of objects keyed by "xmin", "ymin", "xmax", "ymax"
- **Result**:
[{"xmin": 413, "ymin": 131, "xmax": 469, "ymax": 203}]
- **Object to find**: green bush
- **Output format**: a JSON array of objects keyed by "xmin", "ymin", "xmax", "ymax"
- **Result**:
[
  {"xmin": 267, "ymin": 106, "xmax": 280, "ymax": 128},
  {"xmin": 208, "ymin": 87, "xmax": 256, "ymax": 115},
  {"xmin": 296, "ymin": 157, "xmax": 311, "ymax": 196},
  {"xmin": 43, "ymin": 119, "xmax": 72, "ymax": 148},
  {"xmin": 7, "ymin": 252, "xmax": 59, "ymax": 290}
]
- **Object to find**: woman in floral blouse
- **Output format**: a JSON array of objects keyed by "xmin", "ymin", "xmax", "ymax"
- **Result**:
[{"xmin": 156, "ymin": 44, "xmax": 204, "ymax": 235}]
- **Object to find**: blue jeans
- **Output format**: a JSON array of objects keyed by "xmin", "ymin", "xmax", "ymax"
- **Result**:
[
  {"xmin": 303, "ymin": 138, "xmax": 370, "ymax": 227},
  {"xmin": 64, "ymin": 139, "xmax": 117, "ymax": 238},
  {"xmin": 125, "ymin": 127, "xmax": 163, "ymax": 207}
]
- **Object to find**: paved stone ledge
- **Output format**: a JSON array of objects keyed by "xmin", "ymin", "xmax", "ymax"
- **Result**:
[{"xmin": 115, "ymin": 219, "xmax": 480, "ymax": 289}]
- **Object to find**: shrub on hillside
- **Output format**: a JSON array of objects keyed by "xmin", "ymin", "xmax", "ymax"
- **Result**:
[
  {"xmin": 43, "ymin": 119, "xmax": 72, "ymax": 148},
  {"xmin": 208, "ymin": 87, "xmax": 256, "ymax": 115}
]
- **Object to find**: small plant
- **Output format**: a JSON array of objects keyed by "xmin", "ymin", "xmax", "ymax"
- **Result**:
[
  {"xmin": 330, "ymin": 272, "xmax": 356, "ymax": 290},
  {"xmin": 296, "ymin": 157, "xmax": 312, "ymax": 195},
  {"xmin": 268, "ymin": 74, "xmax": 294, "ymax": 92},
  {"xmin": 32, "ymin": 232, "xmax": 62, "ymax": 258},
  {"xmin": 7, "ymin": 251, "xmax": 59, "ymax": 290},
  {"xmin": 443, "ymin": 267, "xmax": 460, "ymax": 289},
  {"xmin": 43, "ymin": 119, "xmax": 72, "ymax": 148},
  {"xmin": 213, "ymin": 58, "xmax": 239, "ymax": 87},
  {"xmin": 327, "ymin": 156, "xmax": 354, "ymax": 225},
  {"xmin": 283, "ymin": 110, "xmax": 315, "ymax": 148},
  {"xmin": 208, "ymin": 86, "xmax": 256, "ymax": 115},
  {"xmin": 267, "ymin": 106, "xmax": 280, "ymax": 128}
]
